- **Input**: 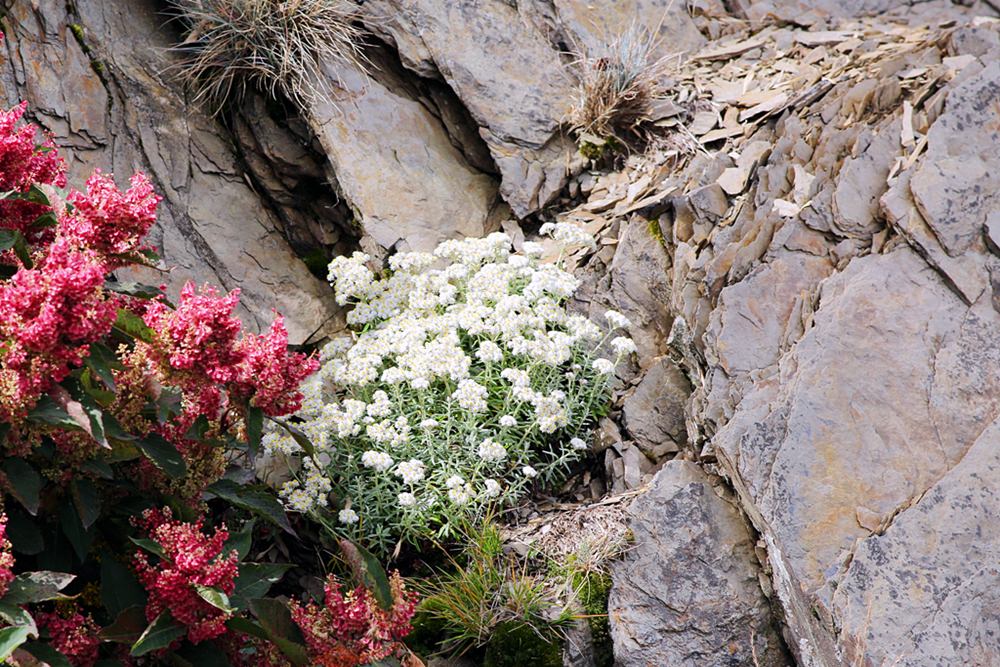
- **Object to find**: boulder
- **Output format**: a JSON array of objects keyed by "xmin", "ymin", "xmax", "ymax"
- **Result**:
[
  {"xmin": 307, "ymin": 49, "xmax": 505, "ymax": 255},
  {"xmin": 609, "ymin": 461, "xmax": 788, "ymax": 667},
  {"xmin": 357, "ymin": 0, "xmax": 579, "ymax": 217}
]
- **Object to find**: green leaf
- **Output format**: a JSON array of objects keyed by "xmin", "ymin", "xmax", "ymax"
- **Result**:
[
  {"xmin": 0, "ymin": 600, "xmax": 36, "ymax": 635},
  {"xmin": 223, "ymin": 520, "xmax": 254, "ymax": 561},
  {"xmin": 30, "ymin": 210, "xmax": 59, "ymax": 229},
  {"xmin": 0, "ymin": 625, "xmax": 32, "ymax": 661},
  {"xmin": 5, "ymin": 511, "xmax": 43, "ymax": 555},
  {"xmin": 104, "ymin": 280, "xmax": 163, "ymax": 300},
  {"xmin": 14, "ymin": 183, "xmax": 50, "ymax": 206},
  {"xmin": 205, "ymin": 480, "xmax": 295, "ymax": 536},
  {"xmin": 113, "ymin": 309, "xmax": 154, "ymax": 343},
  {"xmin": 23, "ymin": 641, "xmax": 72, "ymax": 667},
  {"xmin": 183, "ymin": 414, "xmax": 212, "ymax": 441},
  {"xmin": 70, "ymin": 479, "xmax": 101, "ymax": 530},
  {"xmin": 271, "ymin": 419, "xmax": 316, "ymax": 457},
  {"xmin": 0, "ymin": 228, "xmax": 31, "ymax": 268},
  {"xmin": 130, "ymin": 612, "xmax": 185, "ymax": 657},
  {"xmin": 194, "ymin": 585, "xmax": 236, "ymax": 614},
  {"xmin": 100, "ymin": 554, "xmax": 147, "ymax": 618},
  {"xmin": 103, "ymin": 413, "xmax": 137, "ymax": 442},
  {"xmin": 231, "ymin": 563, "xmax": 293, "ymax": 610},
  {"xmin": 128, "ymin": 536, "xmax": 167, "ymax": 560},
  {"xmin": 59, "ymin": 501, "xmax": 93, "ymax": 561},
  {"xmin": 134, "ymin": 433, "xmax": 186, "ymax": 479},
  {"xmin": 246, "ymin": 407, "xmax": 263, "ymax": 458},
  {"xmin": 172, "ymin": 641, "xmax": 232, "ymax": 667},
  {"xmin": 248, "ymin": 599, "xmax": 308, "ymax": 666},
  {"xmin": 154, "ymin": 387, "xmax": 183, "ymax": 423},
  {"xmin": 100, "ymin": 606, "xmax": 147, "ymax": 644},
  {"xmin": 84, "ymin": 342, "xmax": 121, "ymax": 390},
  {"xmin": 3, "ymin": 571, "xmax": 75, "ymax": 605},
  {"xmin": 26, "ymin": 395, "xmax": 80, "ymax": 431},
  {"xmin": 224, "ymin": 616, "xmax": 269, "ymax": 641},
  {"xmin": 1, "ymin": 459, "xmax": 43, "ymax": 515},
  {"xmin": 339, "ymin": 538, "xmax": 394, "ymax": 610}
]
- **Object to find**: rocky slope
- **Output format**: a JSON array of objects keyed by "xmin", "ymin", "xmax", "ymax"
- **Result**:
[{"xmin": 5, "ymin": 0, "xmax": 1000, "ymax": 665}]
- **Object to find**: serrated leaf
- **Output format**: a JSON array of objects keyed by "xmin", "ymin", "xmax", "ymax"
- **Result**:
[
  {"xmin": 113, "ymin": 309, "xmax": 154, "ymax": 343},
  {"xmin": 70, "ymin": 479, "xmax": 101, "ymax": 529},
  {"xmin": 339, "ymin": 538, "xmax": 394, "ymax": 611},
  {"xmin": 0, "ymin": 625, "xmax": 32, "ymax": 661},
  {"xmin": 130, "ymin": 612, "xmax": 185, "ymax": 657},
  {"xmin": 128, "ymin": 537, "xmax": 167, "ymax": 560},
  {"xmin": 205, "ymin": 480, "xmax": 295, "ymax": 536},
  {"xmin": 3, "ymin": 571, "xmax": 75, "ymax": 605},
  {"xmin": 194, "ymin": 585, "xmax": 236, "ymax": 614},
  {"xmin": 100, "ymin": 606, "xmax": 147, "ymax": 644},
  {"xmin": 1, "ymin": 459, "xmax": 43, "ymax": 516},
  {"xmin": 134, "ymin": 433, "xmax": 186, "ymax": 479},
  {"xmin": 22, "ymin": 641, "xmax": 72, "ymax": 667}
]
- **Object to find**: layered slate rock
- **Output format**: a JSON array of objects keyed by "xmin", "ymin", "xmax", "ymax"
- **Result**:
[
  {"xmin": 609, "ymin": 461, "xmax": 788, "ymax": 667},
  {"xmin": 1, "ymin": 0, "xmax": 339, "ymax": 342},
  {"xmin": 307, "ymin": 49, "xmax": 505, "ymax": 255},
  {"xmin": 357, "ymin": 0, "xmax": 578, "ymax": 217}
]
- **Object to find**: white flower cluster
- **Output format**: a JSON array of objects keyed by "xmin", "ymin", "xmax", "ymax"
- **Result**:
[{"xmin": 272, "ymin": 227, "xmax": 635, "ymax": 552}]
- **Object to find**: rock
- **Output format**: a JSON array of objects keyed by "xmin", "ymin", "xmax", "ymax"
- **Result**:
[
  {"xmin": 356, "ymin": 0, "xmax": 578, "ymax": 217},
  {"xmin": 911, "ymin": 61, "xmax": 1000, "ymax": 258},
  {"xmin": 609, "ymin": 461, "xmax": 788, "ymax": 667},
  {"xmin": 307, "ymin": 48, "xmax": 505, "ymax": 254},
  {"xmin": 2, "ymin": 0, "xmax": 339, "ymax": 343},
  {"xmin": 551, "ymin": 0, "xmax": 706, "ymax": 59},
  {"xmin": 621, "ymin": 357, "xmax": 690, "ymax": 459}
]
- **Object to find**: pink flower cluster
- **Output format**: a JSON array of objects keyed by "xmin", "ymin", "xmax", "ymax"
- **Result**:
[
  {"xmin": 61, "ymin": 170, "xmax": 160, "ymax": 267},
  {"xmin": 144, "ymin": 282, "xmax": 245, "ymax": 384},
  {"xmin": 143, "ymin": 284, "xmax": 318, "ymax": 418},
  {"xmin": 0, "ymin": 101, "xmax": 66, "ymax": 243},
  {"xmin": 36, "ymin": 608, "xmax": 101, "ymax": 667},
  {"xmin": 289, "ymin": 572, "xmax": 417, "ymax": 666},
  {"xmin": 132, "ymin": 507, "xmax": 239, "ymax": 644},
  {"xmin": 233, "ymin": 315, "xmax": 320, "ymax": 416},
  {"xmin": 0, "ymin": 513, "xmax": 15, "ymax": 598},
  {"xmin": 0, "ymin": 241, "xmax": 117, "ymax": 421}
]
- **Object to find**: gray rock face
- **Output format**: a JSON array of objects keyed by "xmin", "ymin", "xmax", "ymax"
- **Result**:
[
  {"xmin": 357, "ymin": 0, "xmax": 578, "ymax": 218},
  {"xmin": 2, "ymin": 0, "xmax": 339, "ymax": 343},
  {"xmin": 609, "ymin": 461, "xmax": 788, "ymax": 667},
  {"xmin": 307, "ymin": 49, "xmax": 505, "ymax": 255}
]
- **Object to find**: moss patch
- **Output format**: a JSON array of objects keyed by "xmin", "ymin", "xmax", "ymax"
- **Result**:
[{"xmin": 483, "ymin": 621, "xmax": 563, "ymax": 667}]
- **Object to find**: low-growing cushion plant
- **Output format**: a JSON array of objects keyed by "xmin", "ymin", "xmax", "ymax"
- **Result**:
[{"xmin": 266, "ymin": 225, "xmax": 636, "ymax": 553}]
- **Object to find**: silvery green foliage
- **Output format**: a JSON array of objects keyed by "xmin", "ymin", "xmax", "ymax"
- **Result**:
[{"xmin": 265, "ymin": 226, "xmax": 635, "ymax": 551}]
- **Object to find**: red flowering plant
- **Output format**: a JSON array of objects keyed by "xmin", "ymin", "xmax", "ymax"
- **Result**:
[{"xmin": 0, "ymin": 92, "xmax": 416, "ymax": 664}]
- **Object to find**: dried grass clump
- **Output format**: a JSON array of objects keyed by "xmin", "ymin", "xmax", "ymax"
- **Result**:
[
  {"xmin": 169, "ymin": 0, "xmax": 368, "ymax": 113},
  {"xmin": 567, "ymin": 22, "xmax": 675, "ymax": 145}
]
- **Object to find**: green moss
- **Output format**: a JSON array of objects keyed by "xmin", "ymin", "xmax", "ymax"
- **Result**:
[
  {"xmin": 647, "ymin": 217, "xmax": 667, "ymax": 248},
  {"xmin": 69, "ymin": 23, "xmax": 85, "ymax": 41},
  {"xmin": 574, "ymin": 570, "xmax": 614, "ymax": 667},
  {"xmin": 483, "ymin": 621, "xmax": 563, "ymax": 667},
  {"xmin": 578, "ymin": 135, "xmax": 623, "ymax": 161}
]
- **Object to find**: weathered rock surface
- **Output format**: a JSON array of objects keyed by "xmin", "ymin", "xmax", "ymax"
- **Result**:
[
  {"xmin": 1, "ymin": 0, "xmax": 340, "ymax": 343},
  {"xmin": 569, "ymin": 6, "xmax": 1000, "ymax": 665},
  {"xmin": 609, "ymin": 461, "xmax": 788, "ymax": 667},
  {"xmin": 307, "ymin": 48, "xmax": 505, "ymax": 255}
]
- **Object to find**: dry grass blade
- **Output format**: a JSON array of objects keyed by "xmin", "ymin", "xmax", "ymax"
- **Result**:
[
  {"xmin": 566, "ymin": 21, "xmax": 677, "ymax": 144},
  {"xmin": 167, "ymin": 0, "xmax": 369, "ymax": 114}
]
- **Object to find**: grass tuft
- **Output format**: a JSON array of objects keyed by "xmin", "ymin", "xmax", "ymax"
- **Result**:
[
  {"xmin": 566, "ymin": 21, "xmax": 675, "ymax": 147},
  {"xmin": 168, "ymin": 0, "xmax": 369, "ymax": 114}
]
